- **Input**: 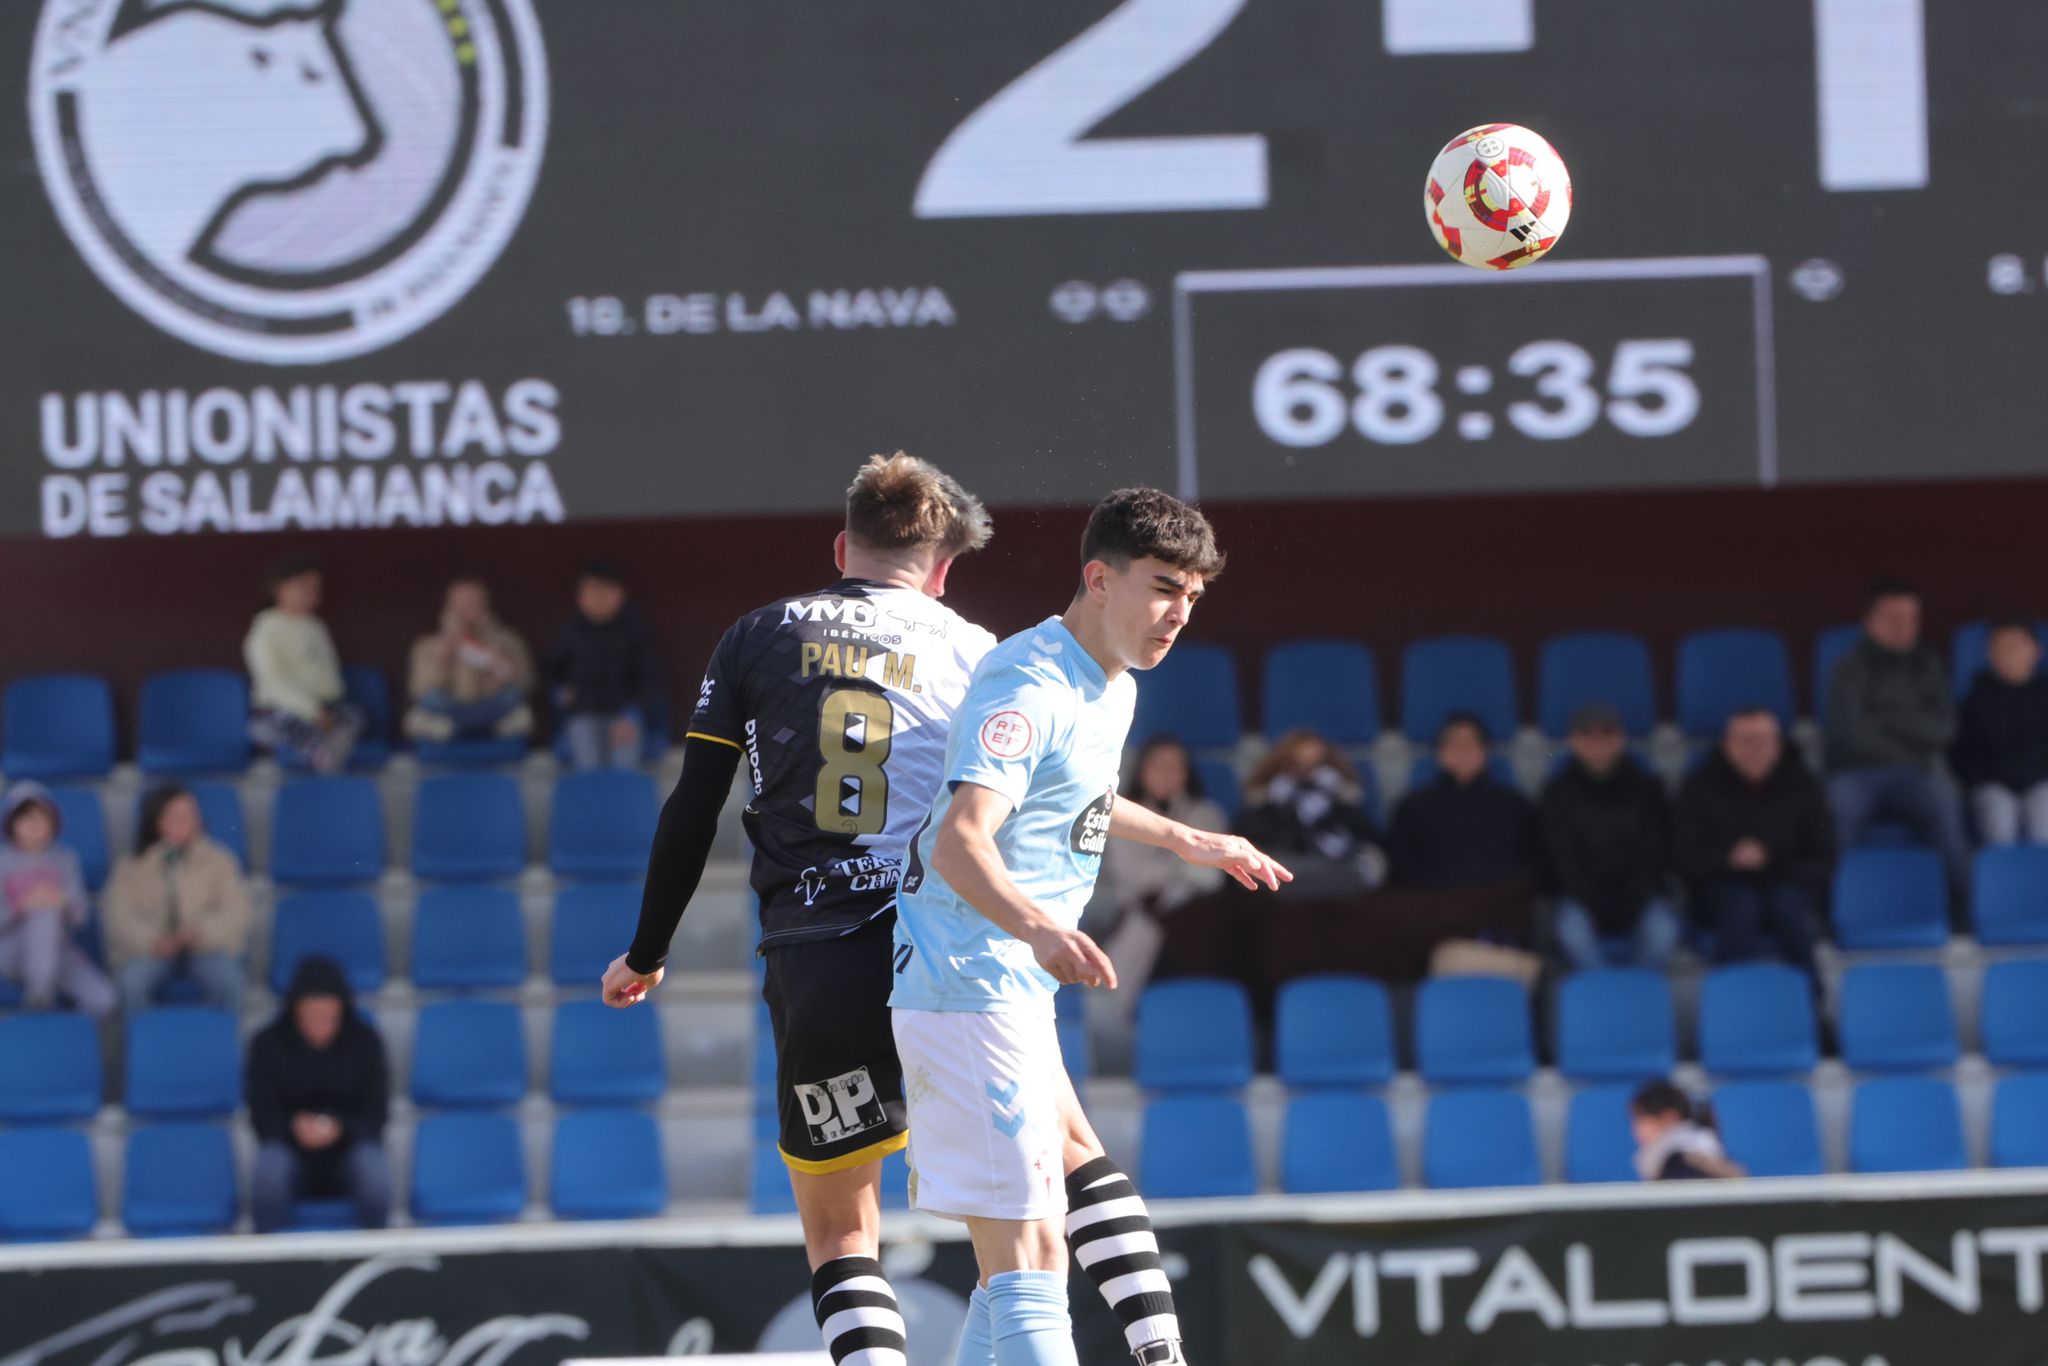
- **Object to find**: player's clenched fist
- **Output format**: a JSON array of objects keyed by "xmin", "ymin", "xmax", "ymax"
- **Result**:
[
  {"xmin": 1027, "ymin": 924, "xmax": 1118, "ymax": 989},
  {"xmin": 601, "ymin": 953, "xmax": 663, "ymax": 1007}
]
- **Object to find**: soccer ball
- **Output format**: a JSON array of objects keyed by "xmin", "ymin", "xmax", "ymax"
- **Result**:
[{"xmin": 1424, "ymin": 123, "xmax": 1572, "ymax": 270}]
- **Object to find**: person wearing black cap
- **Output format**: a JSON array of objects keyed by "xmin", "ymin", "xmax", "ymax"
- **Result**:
[
  {"xmin": 542, "ymin": 560, "xmax": 665, "ymax": 769},
  {"xmin": 1541, "ymin": 702, "xmax": 1678, "ymax": 972},
  {"xmin": 245, "ymin": 955, "xmax": 391, "ymax": 1232}
]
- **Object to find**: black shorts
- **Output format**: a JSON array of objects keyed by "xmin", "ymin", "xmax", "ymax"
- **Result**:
[{"xmin": 761, "ymin": 914, "xmax": 907, "ymax": 1173}]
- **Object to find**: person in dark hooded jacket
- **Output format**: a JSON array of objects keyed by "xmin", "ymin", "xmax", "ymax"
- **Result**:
[
  {"xmin": 1388, "ymin": 714, "xmax": 1545, "ymax": 891},
  {"xmin": 1676, "ymin": 708, "xmax": 1834, "ymax": 984},
  {"xmin": 542, "ymin": 561, "xmax": 664, "ymax": 770},
  {"xmin": 1542, "ymin": 704, "xmax": 1677, "ymax": 971},
  {"xmin": 246, "ymin": 955, "xmax": 391, "ymax": 1232},
  {"xmin": 1951, "ymin": 620, "xmax": 2048, "ymax": 845}
]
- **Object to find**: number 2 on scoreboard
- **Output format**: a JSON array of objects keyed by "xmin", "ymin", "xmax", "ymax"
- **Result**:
[
  {"xmin": 915, "ymin": 0, "xmax": 1267, "ymax": 218},
  {"xmin": 816, "ymin": 688, "xmax": 893, "ymax": 836}
]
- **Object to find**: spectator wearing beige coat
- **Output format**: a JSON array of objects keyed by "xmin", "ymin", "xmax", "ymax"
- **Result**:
[
  {"xmin": 106, "ymin": 786, "xmax": 252, "ymax": 1015},
  {"xmin": 402, "ymin": 576, "xmax": 535, "ymax": 745}
]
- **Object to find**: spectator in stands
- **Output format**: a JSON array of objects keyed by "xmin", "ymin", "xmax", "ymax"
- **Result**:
[
  {"xmin": 543, "ymin": 561, "xmax": 664, "ymax": 770},
  {"xmin": 1676, "ymin": 707, "xmax": 1833, "ymax": 983},
  {"xmin": 402, "ymin": 575, "xmax": 536, "ymax": 745},
  {"xmin": 1951, "ymin": 620, "xmax": 2048, "ymax": 845},
  {"xmin": 0, "ymin": 782, "xmax": 115, "ymax": 1017},
  {"xmin": 1630, "ymin": 1080, "xmax": 1744, "ymax": 1181},
  {"xmin": 1824, "ymin": 578, "xmax": 1970, "ymax": 892},
  {"xmin": 1236, "ymin": 727, "xmax": 1387, "ymax": 894},
  {"xmin": 244, "ymin": 552, "xmax": 361, "ymax": 773},
  {"xmin": 1388, "ymin": 713, "xmax": 1544, "ymax": 891},
  {"xmin": 1542, "ymin": 703, "xmax": 1678, "ymax": 972},
  {"xmin": 1097, "ymin": 736, "xmax": 1230, "ymax": 1004},
  {"xmin": 246, "ymin": 955, "xmax": 391, "ymax": 1233},
  {"xmin": 105, "ymin": 785, "xmax": 251, "ymax": 1016}
]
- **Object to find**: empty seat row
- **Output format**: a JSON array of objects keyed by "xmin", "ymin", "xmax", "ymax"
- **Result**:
[
  {"xmin": 1128, "ymin": 620, "xmax": 2036, "ymax": 752},
  {"xmin": 1136, "ymin": 959, "xmax": 2048, "ymax": 1094},
  {"xmin": 0, "ymin": 1108, "xmax": 665, "ymax": 1239},
  {"xmin": 0, "ymin": 997, "xmax": 664, "ymax": 1123},
  {"xmin": 1136, "ymin": 1072, "xmax": 2048, "ymax": 1197}
]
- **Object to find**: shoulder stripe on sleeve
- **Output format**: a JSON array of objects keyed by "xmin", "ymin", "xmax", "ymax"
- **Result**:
[{"xmin": 684, "ymin": 730, "xmax": 744, "ymax": 752}]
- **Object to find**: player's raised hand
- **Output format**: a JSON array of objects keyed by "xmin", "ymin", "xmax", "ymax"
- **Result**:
[
  {"xmin": 1028, "ymin": 924, "xmax": 1118, "ymax": 990},
  {"xmin": 601, "ymin": 954, "xmax": 664, "ymax": 1007},
  {"xmin": 1177, "ymin": 829, "xmax": 1294, "ymax": 892}
]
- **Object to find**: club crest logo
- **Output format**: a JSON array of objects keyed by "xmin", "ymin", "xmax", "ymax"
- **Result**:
[{"xmin": 29, "ymin": 0, "xmax": 549, "ymax": 365}]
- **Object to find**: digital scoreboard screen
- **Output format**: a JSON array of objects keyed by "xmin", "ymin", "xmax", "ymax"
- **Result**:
[{"xmin": 2, "ymin": 0, "xmax": 2042, "ymax": 539}]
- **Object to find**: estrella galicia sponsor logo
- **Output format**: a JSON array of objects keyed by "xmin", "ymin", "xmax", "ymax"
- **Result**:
[
  {"xmin": 795, "ymin": 1066, "xmax": 886, "ymax": 1145},
  {"xmin": 1069, "ymin": 786, "xmax": 1113, "ymax": 857},
  {"xmin": 30, "ymin": 0, "xmax": 549, "ymax": 365}
]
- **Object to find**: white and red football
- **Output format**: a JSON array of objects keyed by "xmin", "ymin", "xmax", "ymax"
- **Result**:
[{"xmin": 1424, "ymin": 123, "xmax": 1572, "ymax": 270}]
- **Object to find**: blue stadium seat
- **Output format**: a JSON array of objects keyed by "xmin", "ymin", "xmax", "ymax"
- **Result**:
[
  {"xmin": 270, "ymin": 777, "xmax": 385, "ymax": 886},
  {"xmin": 1423, "ymin": 1090, "xmax": 1541, "ymax": 1189},
  {"xmin": 48, "ymin": 785, "xmax": 109, "ymax": 891},
  {"xmin": 1140, "ymin": 1094, "xmax": 1257, "ymax": 1198},
  {"xmin": 1058, "ymin": 1014, "xmax": 1092, "ymax": 1082},
  {"xmin": 1194, "ymin": 759, "xmax": 1243, "ymax": 821},
  {"xmin": 125, "ymin": 1008, "xmax": 240, "ymax": 1119},
  {"xmin": 1415, "ymin": 976, "xmax": 1534, "ymax": 1085},
  {"xmin": 0, "ymin": 1128, "xmax": 97, "ymax": 1240},
  {"xmin": 412, "ymin": 1000, "xmax": 527, "ymax": 1108},
  {"xmin": 1275, "ymin": 975, "xmax": 1394, "ymax": 1089},
  {"xmin": 1851, "ymin": 1078, "xmax": 1968, "ymax": 1173},
  {"xmin": 551, "ymin": 1000, "xmax": 665, "ymax": 1105},
  {"xmin": 551, "ymin": 1108, "xmax": 666, "ymax": 1220},
  {"xmin": 1130, "ymin": 641, "xmax": 1242, "ymax": 751},
  {"xmin": 1811, "ymin": 623, "xmax": 1862, "ymax": 720},
  {"xmin": 548, "ymin": 770, "xmax": 660, "ymax": 880},
  {"xmin": 1399, "ymin": 635, "xmax": 1518, "ymax": 743},
  {"xmin": 1948, "ymin": 620, "xmax": 2047, "ymax": 697},
  {"xmin": 0, "ymin": 1013, "xmax": 103, "ymax": 1122},
  {"xmin": 342, "ymin": 664, "xmax": 393, "ymax": 769},
  {"xmin": 1405, "ymin": 752, "xmax": 1516, "ymax": 793},
  {"xmin": 133, "ymin": 781, "xmax": 247, "ymax": 868},
  {"xmin": 417, "ymin": 732, "xmax": 531, "ymax": 767},
  {"xmin": 1281, "ymin": 1092, "xmax": 1398, "ymax": 1194},
  {"xmin": 123, "ymin": 1123, "xmax": 236, "ymax": 1236},
  {"xmin": 752, "ymin": 1001, "xmax": 778, "ymax": 1132},
  {"xmin": 1564, "ymin": 1086, "xmax": 1638, "ymax": 1184},
  {"xmin": 1839, "ymin": 964, "xmax": 1959, "ymax": 1073},
  {"xmin": 412, "ymin": 1111, "xmax": 527, "ymax": 1225},
  {"xmin": 411, "ymin": 886, "xmax": 526, "ymax": 989},
  {"xmin": 412, "ymin": 773, "xmax": 526, "ymax": 882},
  {"xmin": 1260, "ymin": 639, "xmax": 1381, "ymax": 745},
  {"xmin": 1675, "ymin": 629, "xmax": 1793, "ymax": 739},
  {"xmin": 548, "ymin": 881, "xmax": 641, "ymax": 986},
  {"xmin": 1990, "ymin": 1073, "xmax": 2048, "ymax": 1169},
  {"xmin": 749, "ymin": 1141, "xmax": 797, "ymax": 1215},
  {"xmin": 1537, "ymin": 632, "xmax": 1656, "ymax": 737},
  {"xmin": 270, "ymin": 890, "xmax": 386, "ymax": 993},
  {"xmin": 1698, "ymin": 963, "xmax": 1819, "ymax": 1076},
  {"xmin": 1973, "ymin": 846, "xmax": 2048, "ymax": 946},
  {"xmin": 137, "ymin": 669, "xmax": 250, "ymax": 774},
  {"xmin": 1714, "ymin": 1081, "xmax": 1826, "ymax": 1178},
  {"xmin": 1134, "ymin": 979, "xmax": 1255, "ymax": 1092},
  {"xmin": 1555, "ymin": 969, "xmax": 1676, "ymax": 1082},
  {"xmin": 3, "ymin": 674, "xmax": 115, "ymax": 780},
  {"xmin": 1980, "ymin": 959, "xmax": 2048, "ymax": 1069},
  {"xmin": 1833, "ymin": 848, "xmax": 1949, "ymax": 950}
]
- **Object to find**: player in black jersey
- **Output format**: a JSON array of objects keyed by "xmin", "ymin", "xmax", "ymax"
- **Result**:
[{"xmin": 605, "ymin": 456, "xmax": 1199, "ymax": 1366}]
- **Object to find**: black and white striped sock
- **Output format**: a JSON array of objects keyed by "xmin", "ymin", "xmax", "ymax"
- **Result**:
[
  {"xmin": 811, "ymin": 1255, "xmax": 908, "ymax": 1366},
  {"xmin": 1064, "ymin": 1156, "xmax": 1183, "ymax": 1361}
]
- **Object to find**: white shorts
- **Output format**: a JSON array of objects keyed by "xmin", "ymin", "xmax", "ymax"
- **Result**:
[{"xmin": 892, "ymin": 1007, "xmax": 1067, "ymax": 1222}]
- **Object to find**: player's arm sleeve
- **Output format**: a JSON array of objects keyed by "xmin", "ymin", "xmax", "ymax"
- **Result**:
[
  {"xmin": 626, "ymin": 736, "xmax": 743, "ymax": 974},
  {"xmin": 945, "ymin": 673, "xmax": 1062, "ymax": 808},
  {"xmin": 681, "ymin": 621, "xmax": 749, "ymax": 751}
]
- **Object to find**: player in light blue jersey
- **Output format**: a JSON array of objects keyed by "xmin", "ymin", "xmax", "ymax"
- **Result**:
[{"xmin": 892, "ymin": 490, "xmax": 1291, "ymax": 1366}]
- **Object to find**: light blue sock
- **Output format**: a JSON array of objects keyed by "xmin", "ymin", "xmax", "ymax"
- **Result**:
[
  {"xmin": 986, "ymin": 1270, "xmax": 1078, "ymax": 1366},
  {"xmin": 954, "ymin": 1284, "xmax": 996, "ymax": 1366}
]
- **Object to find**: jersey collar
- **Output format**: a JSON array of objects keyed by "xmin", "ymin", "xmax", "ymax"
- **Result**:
[{"xmin": 1035, "ymin": 615, "xmax": 1109, "ymax": 693}]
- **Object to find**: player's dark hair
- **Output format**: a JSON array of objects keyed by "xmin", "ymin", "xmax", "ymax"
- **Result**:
[
  {"xmin": 1867, "ymin": 575, "xmax": 1920, "ymax": 610},
  {"xmin": 1726, "ymin": 704, "xmax": 1781, "ymax": 726},
  {"xmin": 845, "ymin": 452, "xmax": 992, "ymax": 558},
  {"xmin": 581, "ymin": 559, "xmax": 625, "ymax": 586},
  {"xmin": 263, "ymin": 550, "xmax": 320, "ymax": 593},
  {"xmin": 1435, "ymin": 710, "xmax": 1490, "ymax": 748},
  {"xmin": 1079, "ymin": 488, "xmax": 1224, "ymax": 582}
]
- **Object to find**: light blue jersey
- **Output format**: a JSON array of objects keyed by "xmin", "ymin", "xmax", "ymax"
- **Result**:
[{"xmin": 890, "ymin": 616, "xmax": 1136, "ymax": 1016}]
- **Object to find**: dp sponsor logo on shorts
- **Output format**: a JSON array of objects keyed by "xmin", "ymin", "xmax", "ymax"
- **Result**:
[
  {"xmin": 795, "ymin": 1066, "xmax": 887, "ymax": 1146},
  {"xmin": 30, "ymin": 0, "xmax": 549, "ymax": 364}
]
